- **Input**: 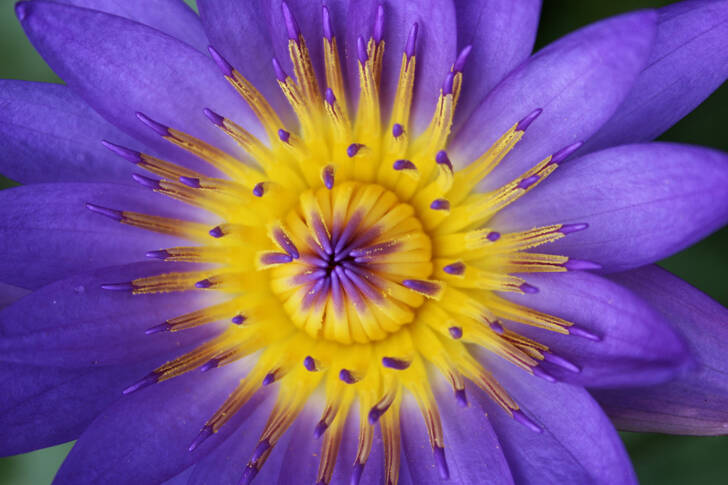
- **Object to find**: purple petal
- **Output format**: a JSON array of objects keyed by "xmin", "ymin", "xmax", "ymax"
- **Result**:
[
  {"xmin": 197, "ymin": 0, "xmax": 292, "ymax": 119},
  {"xmin": 345, "ymin": 0, "xmax": 457, "ymax": 133},
  {"xmin": 17, "ymin": 2, "xmax": 257, "ymax": 175},
  {"xmin": 53, "ymin": 363, "xmax": 260, "ymax": 485},
  {"xmin": 0, "ymin": 183, "xmax": 212, "ymax": 289},
  {"xmin": 0, "ymin": 262, "xmax": 223, "ymax": 367},
  {"xmin": 0, "ymin": 283, "xmax": 30, "ymax": 310},
  {"xmin": 0, "ymin": 358, "xmax": 157, "ymax": 456},
  {"xmin": 492, "ymin": 143, "xmax": 728, "ymax": 272},
  {"xmin": 0, "ymin": 80, "xmax": 141, "ymax": 184},
  {"xmin": 582, "ymin": 0, "xmax": 728, "ymax": 153},
  {"xmin": 593, "ymin": 265, "xmax": 728, "ymax": 435},
  {"xmin": 452, "ymin": 11, "xmax": 656, "ymax": 187},
  {"xmin": 401, "ymin": 387, "xmax": 514, "ymax": 484},
  {"xmin": 452, "ymin": 0, "xmax": 542, "ymax": 129},
  {"xmin": 499, "ymin": 271, "xmax": 689, "ymax": 388},
  {"xmin": 48, "ymin": 0, "xmax": 209, "ymax": 52},
  {"xmin": 473, "ymin": 351, "xmax": 638, "ymax": 485}
]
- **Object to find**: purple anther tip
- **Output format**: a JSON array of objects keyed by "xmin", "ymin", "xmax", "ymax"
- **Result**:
[
  {"xmin": 145, "ymin": 249, "xmax": 169, "ymax": 260},
  {"xmin": 203, "ymin": 108, "xmax": 225, "ymax": 127},
  {"xmin": 453, "ymin": 44, "xmax": 472, "ymax": 73},
  {"xmin": 322, "ymin": 5, "xmax": 333, "ymax": 40},
  {"xmin": 442, "ymin": 72, "xmax": 455, "ymax": 95},
  {"xmin": 232, "ymin": 314, "xmax": 246, "ymax": 325},
  {"xmin": 448, "ymin": 326, "xmax": 463, "ymax": 339},
  {"xmin": 253, "ymin": 439, "xmax": 271, "ymax": 462},
  {"xmin": 347, "ymin": 143, "xmax": 363, "ymax": 157},
  {"xmin": 239, "ymin": 464, "xmax": 258, "ymax": 485},
  {"xmin": 199, "ymin": 358, "xmax": 220, "ymax": 373},
  {"xmin": 323, "ymin": 165, "xmax": 335, "ymax": 189},
  {"xmin": 122, "ymin": 372, "xmax": 159, "ymax": 395},
  {"xmin": 272, "ymin": 58, "xmax": 288, "ymax": 82},
  {"xmin": 101, "ymin": 282, "xmax": 134, "ymax": 291},
  {"xmin": 278, "ymin": 128, "xmax": 290, "ymax": 143},
  {"xmin": 368, "ymin": 406, "xmax": 384, "ymax": 424},
  {"xmin": 559, "ymin": 222, "xmax": 589, "ymax": 235},
  {"xmin": 382, "ymin": 357, "xmax": 411, "ymax": 370},
  {"xmin": 517, "ymin": 174, "xmax": 540, "ymax": 190},
  {"xmin": 403, "ymin": 279, "xmax": 441, "ymax": 296},
  {"xmin": 435, "ymin": 150, "xmax": 453, "ymax": 170},
  {"xmin": 486, "ymin": 231, "xmax": 501, "ymax": 242},
  {"xmin": 253, "ymin": 182, "xmax": 265, "ymax": 197},
  {"xmin": 550, "ymin": 141, "xmax": 583, "ymax": 165},
  {"xmin": 357, "ymin": 36, "xmax": 368, "ymax": 63},
  {"xmin": 262, "ymin": 372, "xmax": 276, "ymax": 386},
  {"xmin": 15, "ymin": 2, "xmax": 30, "ymax": 21},
  {"xmin": 455, "ymin": 388, "xmax": 468, "ymax": 407},
  {"xmin": 179, "ymin": 176, "xmax": 201, "ymax": 188},
  {"xmin": 569, "ymin": 325, "xmax": 602, "ymax": 342},
  {"xmin": 135, "ymin": 112, "xmax": 171, "ymax": 137},
  {"xmin": 543, "ymin": 351, "xmax": 581, "ymax": 373},
  {"xmin": 351, "ymin": 461, "xmax": 365, "ymax": 485},
  {"xmin": 393, "ymin": 159, "xmax": 416, "ymax": 171},
  {"xmin": 132, "ymin": 173, "xmax": 161, "ymax": 190},
  {"xmin": 145, "ymin": 322, "xmax": 171, "ymax": 335},
  {"xmin": 513, "ymin": 409, "xmax": 542, "ymax": 433},
  {"xmin": 405, "ymin": 23, "xmax": 418, "ymax": 58},
  {"xmin": 489, "ymin": 320, "xmax": 505, "ymax": 334},
  {"xmin": 392, "ymin": 123, "xmax": 404, "ymax": 138},
  {"xmin": 520, "ymin": 282, "xmax": 539, "ymax": 294},
  {"xmin": 533, "ymin": 366, "xmax": 557, "ymax": 383},
  {"xmin": 303, "ymin": 355, "xmax": 317, "ymax": 371},
  {"xmin": 434, "ymin": 446, "xmax": 450, "ymax": 480},
  {"xmin": 281, "ymin": 1, "xmax": 300, "ymax": 40},
  {"xmin": 101, "ymin": 140, "xmax": 142, "ymax": 164},
  {"xmin": 314, "ymin": 420, "xmax": 328, "ymax": 439},
  {"xmin": 86, "ymin": 203, "xmax": 123, "ymax": 222},
  {"xmin": 207, "ymin": 46, "xmax": 234, "ymax": 77},
  {"xmin": 209, "ymin": 226, "xmax": 224, "ymax": 238},
  {"xmin": 564, "ymin": 259, "xmax": 603, "ymax": 271},
  {"xmin": 195, "ymin": 279, "xmax": 213, "ymax": 289},
  {"xmin": 373, "ymin": 4, "xmax": 385, "ymax": 43},
  {"xmin": 261, "ymin": 252, "xmax": 293, "ymax": 265},
  {"xmin": 339, "ymin": 368, "xmax": 357, "ymax": 384},
  {"xmin": 188, "ymin": 426, "xmax": 213, "ymax": 452},
  {"xmin": 325, "ymin": 87, "xmax": 336, "ymax": 105},
  {"xmin": 516, "ymin": 108, "xmax": 543, "ymax": 132},
  {"xmin": 443, "ymin": 262, "xmax": 465, "ymax": 275},
  {"xmin": 430, "ymin": 199, "xmax": 450, "ymax": 211}
]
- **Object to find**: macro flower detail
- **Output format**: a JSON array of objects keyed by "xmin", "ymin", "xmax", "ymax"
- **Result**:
[{"xmin": 1, "ymin": 1, "xmax": 727, "ymax": 485}]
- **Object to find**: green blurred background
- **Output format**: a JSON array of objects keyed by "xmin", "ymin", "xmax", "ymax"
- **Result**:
[{"xmin": 0, "ymin": 0, "xmax": 726, "ymax": 484}]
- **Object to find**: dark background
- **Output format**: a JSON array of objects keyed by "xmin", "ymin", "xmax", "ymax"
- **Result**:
[{"xmin": 0, "ymin": 0, "xmax": 726, "ymax": 483}]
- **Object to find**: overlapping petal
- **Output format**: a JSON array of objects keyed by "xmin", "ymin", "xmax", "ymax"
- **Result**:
[
  {"xmin": 452, "ymin": 0, "xmax": 541, "ymax": 128},
  {"xmin": 452, "ymin": 11, "xmax": 656, "ymax": 188},
  {"xmin": 16, "ymin": 1, "xmax": 258, "ymax": 175},
  {"xmin": 0, "ymin": 359, "xmax": 154, "ymax": 456},
  {"xmin": 500, "ymin": 271, "xmax": 689, "ymax": 388},
  {"xmin": 401, "ymin": 386, "xmax": 514, "ymax": 484},
  {"xmin": 582, "ymin": 0, "xmax": 728, "ymax": 152},
  {"xmin": 0, "ymin": 183, "xmax": 212, "ymax": 289},
  {"xmin": 50, "ymin": 0, "xmax": 209, "ymax": 52},
  {"xmin": 0, "ymin": 283, "xmax": 29, "ymax": 309},
  {"xmin": 593, "ymin": 266, "xmax": 728, "ymax": 435},
  {"xmin": 53, "ymin": 363, "xmax": 262, "ymax": 485},
  {"xmin": 0, "ymin": 262, "xmax": 223, "ymax": 367},
  {"xmin": 345, "ymin": 0, "xmax": 457, "ymax": 132},
  {"xmin": 473, "ymin": 352, "xmax": 638, "ymax": 485},
  {"xmin": 492, "ymin": 143, "xmax": 728, "ymax": 272},
  {"xmin": 0, "ymin": 80, "xmax": 138, "ymax": 184}
]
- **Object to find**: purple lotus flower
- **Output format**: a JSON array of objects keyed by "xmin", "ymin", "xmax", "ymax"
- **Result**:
[{"xmin": 1, "ymin": 0, "xmax": 727, "ymax": 484}]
